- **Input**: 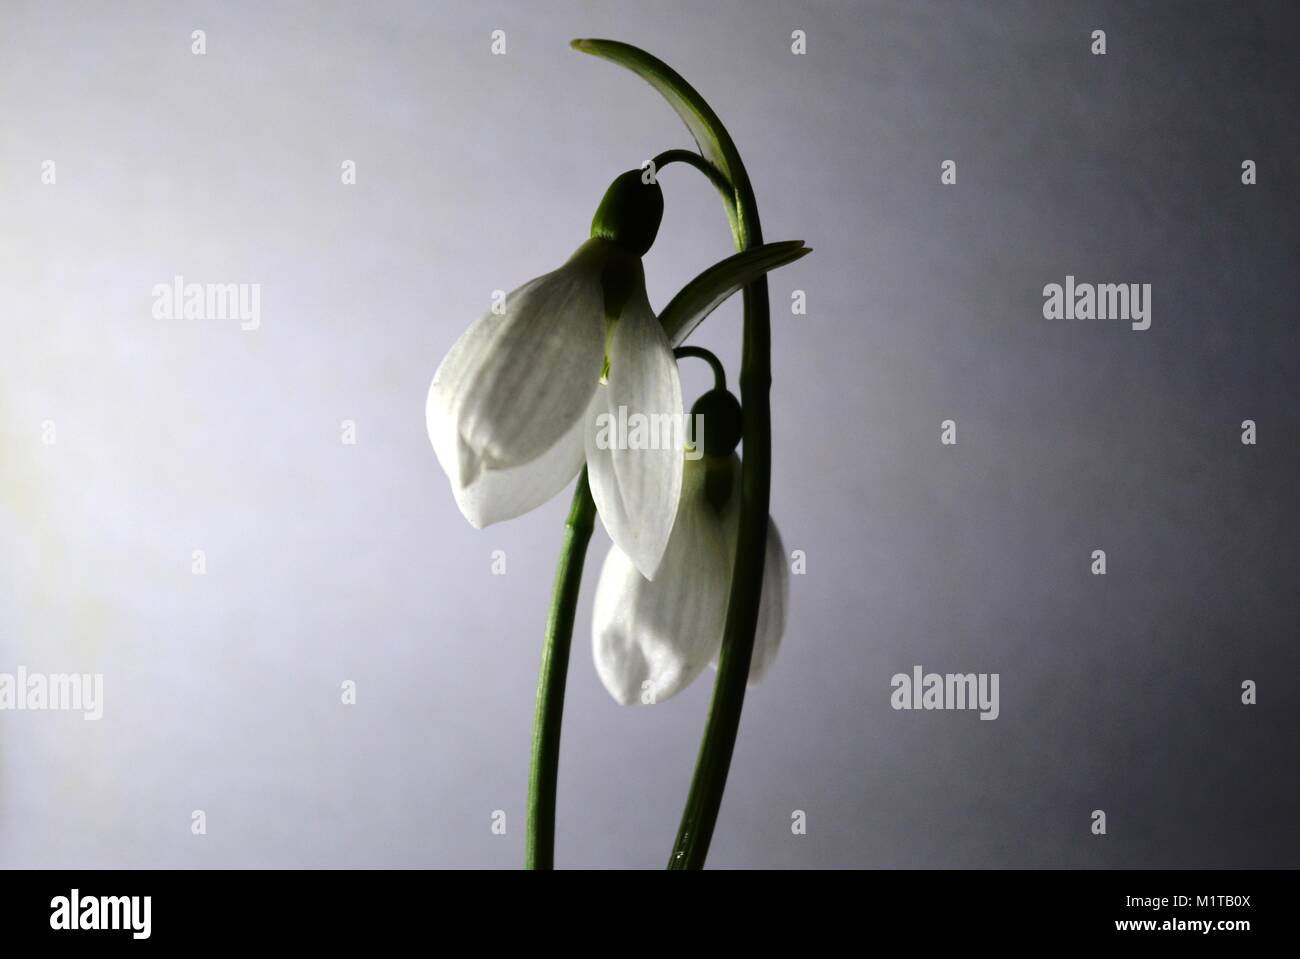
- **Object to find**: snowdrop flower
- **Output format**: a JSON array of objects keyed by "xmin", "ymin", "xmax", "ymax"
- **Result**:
[
  {"xmin": 426, "ymin": 172, "xmax": 683, "ymax": 578},
  {"xmin": 592, "ymin": 389, "xmax": 788, "ymax": 704}
]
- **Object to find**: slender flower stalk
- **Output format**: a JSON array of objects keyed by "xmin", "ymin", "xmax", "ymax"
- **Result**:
[
  {"xmin": 652, "ymin": 149, "xmax": 732, "ymax": 196},
  {"xmin": 672, "ymin": 344, "xmax": 727, "ymax": 389},
  {"xmin": 572, "ymin": 38, "xmax": 778, "ymax": 869},
  {"xmin": 668, "ymin": 233, "xmax": 771, "ymax": 869},
  {"xmin": 526, "ymin": 468, "xmax": 597, "ymax": 870}
]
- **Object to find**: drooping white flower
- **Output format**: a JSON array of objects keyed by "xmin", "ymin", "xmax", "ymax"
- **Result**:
[
  {"xmin": 592, "ymin": 453, "xmax": 788, "ymax": 705},
  {"xmin": 581, "ymin": 276, "xmax": 684, "ymax": 581},
  {"xmin": 426, "ymin": 173, "xmax": 684, "ymax": 578}
]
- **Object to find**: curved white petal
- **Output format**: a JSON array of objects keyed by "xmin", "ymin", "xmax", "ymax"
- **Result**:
[
  {"xmin": 426, "ymin": 383, "xmax": 594, "ymax": 527},
  {"xmin": 584, "ymin": 282, "xmax": 683, "ymax": 579},
  {"xmin": 431, "ymin": 248, "xmax": 605, "ymax": 473},
  {"xmin": 702, "ymin": 458, "xmax": 786, "ymax": 686},
  {"xmin": 592, "ymin": 458, "xmax": 731, "ymax": 704},
  {"xmin": 427, "ymin": 243, "xmax": 608, "ymax": 525},
  {"xmin": 747, "ymin": 517, "xmax": 789, "ymax": 684}
]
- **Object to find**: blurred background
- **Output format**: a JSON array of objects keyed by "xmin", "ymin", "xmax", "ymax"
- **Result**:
[{"xmin": 1, "ymin": 0, "xmax": 1296, "ymax": 868}]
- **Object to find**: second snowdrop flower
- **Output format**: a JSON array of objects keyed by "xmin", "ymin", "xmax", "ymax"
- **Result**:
[{"xmin": 593, "ymin": 387, "xmax": 789, "ymax": 705}]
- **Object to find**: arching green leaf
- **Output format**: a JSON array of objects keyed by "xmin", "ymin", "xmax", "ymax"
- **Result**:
[
  {"xmin": 660, "ymin": 241, "xmax": 810, "ymax": 346},
  {"xmin": 571, "ymin": 38, "xmax": 755, "ymax": 246}
]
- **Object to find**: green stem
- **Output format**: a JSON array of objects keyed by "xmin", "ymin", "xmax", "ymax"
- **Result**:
[
  {"xmin": 668, "ymin": 167, "xmax": 770, "ymax": 870},
  {"xmin": 673, "ymin": 345, "xmax": 727, "ymax": 390},
  {"xmin": 570, "ymin": 38, "xmax": 788, "ymax": 869},
  {"xmin": 525, "ymin": 468, "xmax": 597, "ymax": 870},
  {"xmin": 652, "ymin": 148, "xmax": 732, "ymax": 196}
]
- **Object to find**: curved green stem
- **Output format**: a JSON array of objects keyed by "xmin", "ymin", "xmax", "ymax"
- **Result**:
[
  {"xmin": 569, "ymin": 41, "xmax": 770, "ymax": 870},
  {"xmin": 673, "ymin": 345, "xmax": 727, "ymax": 391},
  {"xmin": 572, "ymin": 39, "xmax": 798, "ymax": 869},
  {"xmin": 668, "ymin": 191, "xmax": 770, "ymax": 869},
  {"xmin": 525, "ymin": 468, "xmax": 597, "ymax": 870},
  {"xmin": 656, "ymin": 135, "xmax": 770, "ymax": 872},
  {"xmin": 652, "ymin": 148, "xmax": 732, "ymax": 196}
]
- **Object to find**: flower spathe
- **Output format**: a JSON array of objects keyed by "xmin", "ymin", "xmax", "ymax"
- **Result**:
[
  {"xmin": 592, "ymin": 454, "xmax": 788, "ymax": 705},
  {"xmin": 426, "ymin": 235, "xmax": 684, "ymax": 580}
]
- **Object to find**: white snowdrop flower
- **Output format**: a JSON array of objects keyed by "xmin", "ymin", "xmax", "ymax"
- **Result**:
[
  {"xmin": 593, "ymin": 447, "xmax": 788, "ymax": 705},
  {"xmin": 426, "ymin": 172, "xmax": 684, "ymax": 578}
]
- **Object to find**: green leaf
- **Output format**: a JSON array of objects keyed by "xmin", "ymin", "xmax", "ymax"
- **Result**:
[
  {"xmin": 571, "ymin": 38, "xmax": 753, "ymax": 246},
  {"xmin": 660, "ymin": 241, "xmax": 810, "ymax": 346}
]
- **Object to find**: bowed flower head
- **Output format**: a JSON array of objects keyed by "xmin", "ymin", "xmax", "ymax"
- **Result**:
[
  {"xmin": 426, "ymin": 172, "xmax": 684, "ymax": 578},
  {"xmin": 592, "ymin": 391, "xmax": 789, "ymax": 704}
]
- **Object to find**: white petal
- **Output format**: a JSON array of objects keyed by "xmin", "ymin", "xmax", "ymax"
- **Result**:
[
  {"xmin": 747, "ymin": 517, "xmax": 789, "ymax": 684},
  {"xmin": 584, "ymin": 285, "xmax": 683, "ymax": 579},
  {"xmin": 427, "ymin": 243, "xmax": 608, "ymax": 525},
  {"xmin": 426, "ymin": 382, "xmax": 595, "ymax": 527},
  {"xmin": 704, "ymin": 459, "xmax": 787, "ymax": 686},
  {"xmin": 432, "ymin": 246, "xmax": 606, "ymax": 476},
  {"xmin": 592, "ymin": 458, "xmax": 731, "ymax": 704}
]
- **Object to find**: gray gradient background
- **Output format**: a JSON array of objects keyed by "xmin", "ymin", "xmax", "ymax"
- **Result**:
[{"xmin": 1, "ymin": 0, "xmax": 1297, "ymax": 868}]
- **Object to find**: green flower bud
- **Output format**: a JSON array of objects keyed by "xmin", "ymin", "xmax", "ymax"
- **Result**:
[
  {"xmin": 691, "ymin": 388, "xmax": 743, "ymax": 459},
  {"xmin": 590, "ymin": 169, "xmax": 664, "ymax": 257}
]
